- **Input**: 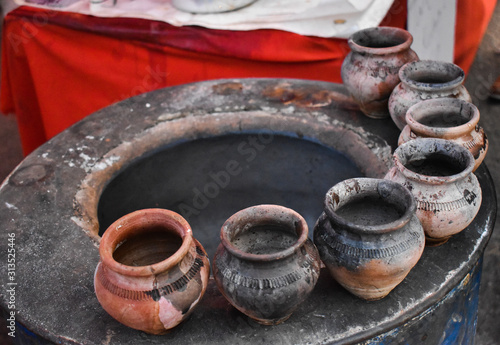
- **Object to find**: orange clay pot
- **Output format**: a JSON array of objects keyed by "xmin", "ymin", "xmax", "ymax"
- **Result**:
[{"xmin": 94, "ymin": 208, "xmax": 210, "ymax": 334}]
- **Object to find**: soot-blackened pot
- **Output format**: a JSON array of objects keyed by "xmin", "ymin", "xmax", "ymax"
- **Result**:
[
  {"xmin": 213, "ymin": 204, "xmax": 321, "ymax": 325},
  {"xmin": 313, "ymin": 178, "xmax": 425, "ymax": 300},
  {"xmin": 94, "ymin": 209, "xmax": 210, "ymax": 334}
]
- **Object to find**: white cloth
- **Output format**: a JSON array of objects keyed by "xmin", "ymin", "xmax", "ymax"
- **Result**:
[{"xmin": 10, "ymin": 0, "xmax": 395, "ymax": 38}]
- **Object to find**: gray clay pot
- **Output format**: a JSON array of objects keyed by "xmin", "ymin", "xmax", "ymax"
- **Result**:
[{"xmin": 213, "ymin": 204, "xmax": 321, "ymax": 325}]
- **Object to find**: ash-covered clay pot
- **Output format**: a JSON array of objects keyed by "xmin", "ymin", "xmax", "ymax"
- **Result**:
[
  {"xmin": 389, "ymin": 60, "xmax": 472, "ymax": 129},
  {"xmin": 385, "ymin": 138, "xmax": 482, "ymax": 245},
  {"xmin": 399, "ymin": 98, "xmax": 488, "ymax": 171},
  {"xmin": 341, "ymin": 26, "xmax": 419, "ymax": 119},
  {"xmin": 213, "ymin": 205, "xmax": 321, "ymax": 325},
  {"xmin": 94, "ymin": 209, "xmax": 210, "ymax": 334},
  {"xmin": 171, "ymin": 0, "xmax": 257, "ymax": 13},
  {"xmin": 313, "ymin": 178, "xmax": 425, "ymax": 300}
]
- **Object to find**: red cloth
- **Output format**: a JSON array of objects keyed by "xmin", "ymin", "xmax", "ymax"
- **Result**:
[
  {"xmin": 455, "ymin": 0, "xmax": 497, "ymax": 73},
  {"xmin": 0, "ymin": 0, "xmax": 494, "ymax": 154}
]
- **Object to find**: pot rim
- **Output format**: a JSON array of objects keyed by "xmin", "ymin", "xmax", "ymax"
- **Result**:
[
  {"xmin": 99, "ymin": 208, "xmax": 193, "ymax": 277},
  {"xmin": 405, "ymin": 98, "xmax": 479, "ymax": 138},
  {"xmin": 348, "ymin": 26, "xmax": 413, "ymax": 55},
  {"xmin": 323, "ymin": 178, "xmax": 416, "ymax": 234},
  {"xmin": 220, "ymin": 204, "xmax": 309, "ymax": 262},
  {"xmin": 399, "ymin": 60, "xmax": 465, "ymax": 92},
  {"xmin": 393, "ymin": 138, "xmax": 475, "ymax": 185}
]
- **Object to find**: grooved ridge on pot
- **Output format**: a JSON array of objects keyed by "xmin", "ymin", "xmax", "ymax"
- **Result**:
[
  {"xmin": 318, "ymin": 231, "xmax": 422, "ymax": 259},
  {"xmin": 97, "ymin": 247, "xmax": 206, "ymax": 301}
]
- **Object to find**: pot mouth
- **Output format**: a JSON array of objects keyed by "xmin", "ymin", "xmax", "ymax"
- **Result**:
[
  {"xmin": 406, "ymin": 98, "xmax": 479, "ymax": 138},
  {"xmin": 393, "ymin": 138, "xmax": 475, "ymax": 184},
  {"xmin": 324, "ymin": 178, "xmax": 416, "ymax": 234},
  {"xmin": 399, "ymin": 60, "xmax": 465, "ymax": 91},
  {"xmin": 348, "ymin": 26, "xmax": 413, "ymax": 55},
  {"xmin": 99, "ymin": 208, "xmax": 193, "ymax": 277},
  {"xmin": 220, "ymin": 204, "xmax": 308, "ymax": 262}
]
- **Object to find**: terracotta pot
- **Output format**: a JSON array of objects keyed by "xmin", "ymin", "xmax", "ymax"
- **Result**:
[
  {"xmin": 385, "ymin": 138, "xmax": 482, "ymax": 245},
  {"xmin": 313, "ymin": 178, "xmax": 425, "ymax": 300},
  {"xmin": 341, "ymin": 26, "xmax": 419, "ymax": 119},
  {"xmin": 389, "ymin": 60, "xmax": 472, "ymax": 130},
  {"xmin": 171, "ymin": 0, "xmax": 257, "ymax": 13},
  {"xmin": 213, "ymin": 205, "xmax": 321, "ymax": 325},
  {"xmin": 399, "ymin": 98, "xmax": 488, "ymax": 171},
  {"xmin": 94, "ymin": 209, "xmax": 210, "ymax": 334}
]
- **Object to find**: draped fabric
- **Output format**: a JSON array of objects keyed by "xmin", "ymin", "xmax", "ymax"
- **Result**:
[{"xmin": 0, "ymin": 0, "xmax": 494, "ymax": 154}]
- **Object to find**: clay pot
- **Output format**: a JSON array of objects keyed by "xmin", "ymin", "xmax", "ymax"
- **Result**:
[
  {"xmin": 341, "ymin": 26, "xmax": 419, "ymax": 119},
  {"xmin": 399, "ymin": 98, "xmax": 488, "ymax": 171},
  {"xmin": 171, "ymin": 0, "xmax": 257, "ymax": 13},
  {"xmin": 313, "ymin": 178, "xmax": 425, "ymax": 300},
  {"xmin": 389, "ymin": 60, "xmax": 472, "ymax": 129},
  {"xmin": 384, "ymin": 138, "xmax": 482, "ymax": 245},
  {"xmin": 212, "ymin": 205, "xmax": 321, "ymax": 325},
  {"xmin": 94, "ymin": 209, "xmax": 210, "ymax": 334}
]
